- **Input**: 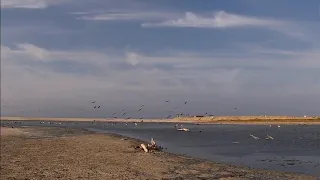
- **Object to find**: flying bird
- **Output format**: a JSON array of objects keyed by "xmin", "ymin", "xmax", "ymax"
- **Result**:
[
  {"xmin": 184, "ymin": 101, "xmax": 187, "ymax": 104},
  {"xmin": 250, "ymin": 134, "xmax": 260, "ymax": 140},
  {"xmin": 122, "ymin": 113, "xmax": 126, "ymax": 116},
  {"xmin": 97, "ymin": 106, "xmax": 100, "ymax": 108},
  {"xmin": 94, "ymin": 106, "xmax": 97, "ymax": 108},
  {"xmin": 92, "ymin": 101, "xmax": 96, "ymax": 103},
  {"xmin": 266, "ymin": 134, "xmax": 274, "ymax": 140},
  {"xmin": 138, "ymin": 108, "xmax": 142, "ymax": 112},
  {"xmin": 140, "ymin": 105, "xmax": 144, "ymax": 107},
  {"xmin": 166, "ymin": 100, "xmax": 170, "ymax": 103}
]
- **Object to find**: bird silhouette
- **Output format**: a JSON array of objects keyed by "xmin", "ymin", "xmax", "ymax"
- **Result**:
[
  {"xmin": 184, "ymin": 101, "xmax": 187, "ymax": 104},
  {"xmin": 138, "ymin": 108, "xmax": 142, "ymax": 112},
  {"xmin": 92, "ymin": 101, "xmax": 96, "ymax": 103}
]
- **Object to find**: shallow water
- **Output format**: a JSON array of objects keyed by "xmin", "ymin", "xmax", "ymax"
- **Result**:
[{"xmin": 2, "ymin": 120, "xmax": 320, "ymax": 177}]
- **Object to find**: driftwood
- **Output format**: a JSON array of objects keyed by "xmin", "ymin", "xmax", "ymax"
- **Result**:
[
  {"xmin": 141, "ymin": 144, "xmax": 148, "ymax": 152},
  {"xmin": 137, "ymin": 138, "xmax": 163, "ymax": 153}
]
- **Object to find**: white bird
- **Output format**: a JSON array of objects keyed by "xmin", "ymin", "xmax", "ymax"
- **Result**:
[
  {"xmin": 277, "ymin": 125, "xmax": 281, "ymax": 128},
  {"xmin": 150, "ymin": 138, "xmax": 156, "ymax": 146},
  {"xmin": 250, "ymin": 134, "xmax": 260, "ymax": 140},
  {"xmin": 177, "ymin": 128, "xmax": 190, "ymax": 132},
  {"xmin": 266, "ymin": 134, "xmax": 274, "ymax": 140}
]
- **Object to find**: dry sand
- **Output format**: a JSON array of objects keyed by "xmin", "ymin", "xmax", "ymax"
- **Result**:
[
  {"xmin": 1, "ymin": 116, "xmax": 320, "ymax": 125},
  {"xmin": 0, "ymin": 127, "xmax": 317, "ymax": 180}
]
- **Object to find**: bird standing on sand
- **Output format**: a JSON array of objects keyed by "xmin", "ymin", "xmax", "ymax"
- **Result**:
[{"xmin": 151, "ymin": 138, "xmax": 156, "ymax": 146}]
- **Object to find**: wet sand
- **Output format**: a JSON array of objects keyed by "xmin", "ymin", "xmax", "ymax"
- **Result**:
[
  {"xmin": 0, "ymin": 127, "xmax": 317, "ymax": 180},
  {"xmin": 1, "ymin": 116, "xmax": 320, "ymax": 125}
]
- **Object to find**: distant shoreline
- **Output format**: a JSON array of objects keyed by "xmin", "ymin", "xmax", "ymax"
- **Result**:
[{"xmin": 1, "ymin": 116, "xmax": 320, "ymax": 125}]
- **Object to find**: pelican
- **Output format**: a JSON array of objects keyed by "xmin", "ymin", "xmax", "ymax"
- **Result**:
[{"xmin": 250, "ymin": 134, "xmax": 260, "ymax": 140}]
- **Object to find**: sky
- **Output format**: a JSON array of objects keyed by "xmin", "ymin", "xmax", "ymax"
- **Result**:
[{"xmin": 1, "ymin": 0, "xmax": 320, "ymax": 118}]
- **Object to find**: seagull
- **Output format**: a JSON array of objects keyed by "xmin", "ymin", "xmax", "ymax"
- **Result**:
[
  {"xmin": 167, "ymin": 115, "xmax": 171, "ymax": 118},
  {"xmin": 138, "ymin": 108, "xmax": 142, "ymax": 112},
  {"xmin": 140, "ymin": 105, "xmax": 144, "ymax": 107},
  {"xmin": 151, "ymin": 138, "xmax": 156, "ymax": 146},
  {"xmin": 250, "ymin": 134, "xmax": 260, "ymax": 140},
  {"xmin": 166, "ymin": 100, "xmax": 170, "ymax": 103},
  {"xmin": 122, "ymin": 113, "xmax": 126, "ymax": 116},
  {"xmin": 184, "ymin": 101, "xmax": 187, "ymax": 104},
  {"xmin": 92, "ymin": 101, "xmax": 96, "ymax": 103},
  {"xmin": 277, "ymin": 125, "xmax": 281, "ymax": 128},
  {"xmin": 94, "ymin": 106, "xmax": 96, "ymax": 108},
  {"xmin": 266, "ymin": 134, "xmax": 274, "ymax": 140},
  {"xmin": 97, "ymin": 106, "xmax": 100, "ymax": 108}
]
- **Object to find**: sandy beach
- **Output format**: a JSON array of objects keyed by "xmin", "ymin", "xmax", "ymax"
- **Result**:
[
  {"xmin": 1, "ymin": 116, "xmax": 320, "ymax": 125},
  {"xmin": 0, "ymin": 127, "xmax": 317, "ymax": 180}
]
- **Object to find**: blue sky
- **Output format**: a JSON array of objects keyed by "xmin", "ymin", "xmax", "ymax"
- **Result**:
[{"xmin": 1, "ymin": 0, "xmax": 320, "ymax": 118}]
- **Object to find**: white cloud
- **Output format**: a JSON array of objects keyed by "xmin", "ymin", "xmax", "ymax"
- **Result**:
[
  {"xmin": 2, "ymin": 43, "xmax": 320, "ymax": 117},
  {"xmin": 1, "ymin": 0, "xmax": 70, "ymax": 9},
  {"xmin": 141, "ymin": 11, "xmax": 306, "ymax": 39},
  {"xmin": 76, "ymin": 10, "xmax": 180, "ymax": 21},
  {"xmin": 142, "ymin": 11, "xmax": 282, "ymax": 28}
]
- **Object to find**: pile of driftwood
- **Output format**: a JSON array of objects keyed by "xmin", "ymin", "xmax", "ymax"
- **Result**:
[{"xmin": 135, "ymin": 138, "xmax": 163, "ymax": 153}]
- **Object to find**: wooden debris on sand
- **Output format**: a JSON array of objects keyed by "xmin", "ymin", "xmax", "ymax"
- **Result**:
[{"xmin": 136, "ymin": 138, "xmax": 163, "ymax": 153}]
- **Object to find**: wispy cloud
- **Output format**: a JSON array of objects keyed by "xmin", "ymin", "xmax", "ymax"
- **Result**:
[
  {"xmin": 1, "ymin": 0, "xmax": 70, "ymax": 9},
  {"xmin": 76, "ymin": 10, "xmax": 179, "ymax": 21},
  {"xmin": 142, "ymin": 11, "xmax": 281, "ymax": 28},
  {"xmin": 141, "ymin": 11, "xmax": 305, "ymax": 39}
]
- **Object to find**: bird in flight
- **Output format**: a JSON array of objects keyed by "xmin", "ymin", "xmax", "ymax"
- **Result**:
[{"xmin": 92, "ymin": 101, "xmax": 96, "ymax": 103}]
